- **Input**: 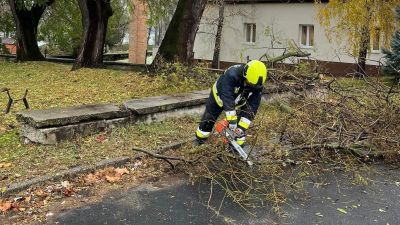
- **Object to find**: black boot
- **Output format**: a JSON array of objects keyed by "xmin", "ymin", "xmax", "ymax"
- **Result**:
[{"xmin": 193, "ymin": 137, "xmax": 206, "ymax": 146}]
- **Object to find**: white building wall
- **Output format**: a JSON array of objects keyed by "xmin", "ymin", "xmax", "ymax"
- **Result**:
[{"xmin": 194, "ymin": 3, "xmax": 384, "ymax": 66}]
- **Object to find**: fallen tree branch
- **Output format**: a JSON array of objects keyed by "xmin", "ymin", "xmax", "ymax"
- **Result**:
[
  {"xmin": 268, "ymin": 51, "xmax": 311, "ymax": 64},
  {"xmin": 132, "ymin": 146, "xmax": 202, "ymax": 169}
]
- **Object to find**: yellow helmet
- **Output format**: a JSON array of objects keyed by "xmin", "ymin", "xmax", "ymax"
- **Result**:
[{"xmin": 244, "ymin": 60, "xmax": 268, "ymax": 86}]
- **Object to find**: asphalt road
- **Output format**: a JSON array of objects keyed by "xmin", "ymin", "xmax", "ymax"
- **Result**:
[{"xmin": 49, "ymin": 165, "xmax": 400, "ymax": 225}]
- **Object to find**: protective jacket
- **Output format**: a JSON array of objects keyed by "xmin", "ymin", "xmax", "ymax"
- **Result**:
[
  {"xmin": 195, "ymin": 62, "xmax": 266, "ymax": 146},
  {"xmin": 212, "ymin": 64, "xmax": 263, "ymax": 120}
]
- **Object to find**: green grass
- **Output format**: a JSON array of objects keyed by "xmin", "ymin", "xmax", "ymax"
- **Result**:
[
  {"xmin": 0, "ymin": 116, "xmax": 199, "ymax": 187},
  {"xmin": 0, "ymin": 60, "xmax": 215, "ymax": 188},
  {"xmin": 0, "ymin": 99, "xmax": 279, "ymax": 188},
  {"xmin": 0, "ymin": 61, "xmax": 209, "ymax": 129},
  {"xmin": 0, "ymin": 61, "xmax": 205, "ymax": 107}
]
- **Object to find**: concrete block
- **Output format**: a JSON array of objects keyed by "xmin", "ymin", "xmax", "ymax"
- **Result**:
[
  {"xmin": 16, "ymin": 104, "xmax": 129, "ymax": 128},
  {"xmin": 21, "ymin": 118, "xmax": 130, "ymax": 145},
  {"xmin": 17, "ymin": 90, "xmax": 212, "ymax": 144},
  {"xmin": 124, "ymin": 90, "xmax": 209, "ymax": 115},
  {"xmin": 133, "ymin": 104, "xmax": 205, "ymax": 124}
]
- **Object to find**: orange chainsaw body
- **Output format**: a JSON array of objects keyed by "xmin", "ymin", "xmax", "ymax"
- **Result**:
[{"xmin": 215, "ymin": 119, "xmax": 229, "ymax": 144}]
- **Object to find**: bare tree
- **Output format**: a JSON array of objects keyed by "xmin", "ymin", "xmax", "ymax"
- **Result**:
[{"xmin": 211, "ymin": 0, "xmax": 225, "ymax": 69}]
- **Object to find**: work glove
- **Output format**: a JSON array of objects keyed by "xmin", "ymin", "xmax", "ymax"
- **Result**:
[
  {"xmin": 234, "ymin": 128, "xmax": 246, "ymax": 146},
  {"xmin": 225, "ymin": 110, "xmax": 237, "ymax": 131},
  {"xmin": 234, "ymin": 127, "xmax": 245, "ymax": 138}
]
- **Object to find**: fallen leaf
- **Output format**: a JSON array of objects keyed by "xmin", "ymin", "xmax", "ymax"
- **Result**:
[
  {"xmin": 0, "ymin": 163, "xmax": 12, "ymax": 169},
  {"xmin": 337, "ymin": 208, "xmax": 347, "ymax": 214},
  {"xmin": 13, "ymin": 196, "xmax": 24, "ymax": 202},
  {"xmin": 315, "ymin": 212, "xmax": 323, "ymax": 217},
  {"xmin": 115, "ymin": 168, "xmax": 130, "ymax": 176},
  {"xmin": 133, "ymin": 161, "xmax": 143, "ymax": 170},
  {"xmin": 105, "ymin": 175, "xmax": 121, "ymax": 183},
  {"xmin": 62, "ymin": 188, "xmax": 75, "ymax": 197},
  {"xmin": 61, "ymin": 181, "xmax": 71, "ymax": 188},
  {"xmin": 11, "ymin": 202, "xmax": 20, "ymax": 212},
  {"xmin": 84, "ymin": 173, "xmax": 100, "ymax": 184},
  {"xmin": 35, "ymin": 189, "xmax": 49, "ymax": 198},
  {"xmin": 25, "ymin": 196, "xmax": 31, "ymax": 203},
  {"xmin": 379, "ymin": 208, "xmax": 386, "ymax": 213},
  {"xmin": 95, "ymin": 134, "xmax": 107, "ymax": 143},
  {"xmin": 0, "ymin": 202, "xmax": 12, "ymax": 213}
]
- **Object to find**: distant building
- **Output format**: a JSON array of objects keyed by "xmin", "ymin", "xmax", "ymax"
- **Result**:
[
  {"xmin": 1, "ymin": 37, "xmax": 16, "ymax": 54},
  {"xmin": 194, "ymin": 0, "xmax": 383, "ymax": 75},
  {"xmin": 128, "ymin": 0, "xmax": 384, "ymax": 75}
]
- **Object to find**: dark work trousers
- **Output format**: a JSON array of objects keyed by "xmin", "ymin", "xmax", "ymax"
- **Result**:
[
  {"xmin": 198, "ymin": 92, "xmax": 255, "ymax": 134},
  {"xmin": 198, "ymin": 92, "xmax": 224, "ymax": 133}
]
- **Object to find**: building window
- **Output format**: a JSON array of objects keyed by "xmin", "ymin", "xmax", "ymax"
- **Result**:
[
  {"xmin": 300, "ymin": 25, "xmax": 314, "ymax": 47},
  {"xmin": 244, "ymin": 23, "xmax": 256, "ymax": 43},
  {"xmin": 371, "ymin": 29, "xmax": 380, "ymax": 52}
]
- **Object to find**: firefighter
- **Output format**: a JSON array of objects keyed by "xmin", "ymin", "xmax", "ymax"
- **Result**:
[{"xmin": 194, "ymin": 60, "xmax": 267, "ymax": 147}]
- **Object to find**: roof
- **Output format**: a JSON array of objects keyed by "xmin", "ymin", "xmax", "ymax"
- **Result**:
[
  {"xmin": 225, "ymin": 0, "xmax": 328, "ymax": 3},
  {"xmin": 1, "ymin": 38, "xmax": 15, "ymax": 45}
]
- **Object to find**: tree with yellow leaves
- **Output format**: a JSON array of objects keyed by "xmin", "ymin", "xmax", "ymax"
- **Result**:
[{"xmin": 316, "ymin": 0, "xmax": 400, "ymax": 76}]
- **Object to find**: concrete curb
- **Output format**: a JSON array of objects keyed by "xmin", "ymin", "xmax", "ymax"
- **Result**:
[
  {"xmin": 1, "ymin": 139, "xmax": 192, "ymax": 198},
  {"xmin": 1, "ymin": 157, "xmax": 130, "ymax": 198}
]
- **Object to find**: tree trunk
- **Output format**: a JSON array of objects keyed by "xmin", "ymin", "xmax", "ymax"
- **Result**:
[
  {"xmin": 356, "ymin": 25, "xmax": 370, "ymax": 78},
  {"xmin": 356, "ymin": 4, "xmax": 372, "ymax": 78},
  {"xmin": 72, "ymin": 0, "xmax": 113, "ymax": 71},
  {"xmin": 7, "ymin": 0, "xmax": 54, "ymax": 61},
  {"xmin": 152, "ymin": 0, "xmax": 207, "ymax": 68},
  {"xmin": 211, "ymin": 1, "xmax": 225, "ymax": 69}
]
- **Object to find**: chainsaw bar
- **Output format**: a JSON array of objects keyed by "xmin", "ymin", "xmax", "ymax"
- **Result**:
[{"xmin": 224, "ymin": 129, "xmax": 254, "ymax": 167}]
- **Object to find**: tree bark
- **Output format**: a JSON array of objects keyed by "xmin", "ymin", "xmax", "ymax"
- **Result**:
[
  {"xmin": 152, "ymin": 0, "xmax": 207, "ymax": 68},
  {"xmin": 356, "ymin": 4, "xmax": 372, "ymax": 78},
  {"xmin": 72, "ymin": 0, "xmax": 113, "ymax": 70},
  {"xmin": 211, "ymin": 1, "xmax": 225, "ymax": 69},
  {"xmin": 356, "ymin": 24, "xmax": 370, "ymax": 78},
  {"xmin": 7, "ymin": 0, "xmax": 54, "ymax": 61}
]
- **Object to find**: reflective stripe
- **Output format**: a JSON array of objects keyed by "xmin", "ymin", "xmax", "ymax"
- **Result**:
[
  {"xmin": 238, "ymin": 117, "xmax": 251, "ymax": 130},
  {"xmin": 212, "ymin": 82, "xmax": 223, "ymax": 107},
  {"xmin": 196, "ymin": 128, "xmax": 210, "ymax": 139},
  {"xmin": 225, "ymin": 110, "xmax": 237, "ymax": 122},
  {"xmin": 236, "ymin": 136, "xmax": 245, "ymax": 146}
]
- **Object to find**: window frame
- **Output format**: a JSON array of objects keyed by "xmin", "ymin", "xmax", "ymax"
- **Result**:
[
  {"xmin": 299, "ymin": 24, "xmax": 315, "ymax": 48},
  {"xmin": 244, "ymin": 23, "xmax": 257, "ymax": 44}
]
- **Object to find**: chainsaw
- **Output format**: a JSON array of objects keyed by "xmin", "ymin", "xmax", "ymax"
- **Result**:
[{"xmin": 215, "ymin": 119, "xmax": 254, "ymax": 167}]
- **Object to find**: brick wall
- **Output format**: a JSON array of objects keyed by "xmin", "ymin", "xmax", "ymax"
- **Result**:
[
  {"xmin": 128, "ymin": 0, "xmax": 148, "ymax": 64},
  {"xmin": 4, "ymin": 44, "xmax": 16, "ymax": 54}
]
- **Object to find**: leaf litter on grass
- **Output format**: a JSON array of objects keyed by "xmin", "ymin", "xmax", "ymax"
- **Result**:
[{"xmin": 0, "ymin": 116, "xmax": 199, "ymax": 187}]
